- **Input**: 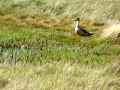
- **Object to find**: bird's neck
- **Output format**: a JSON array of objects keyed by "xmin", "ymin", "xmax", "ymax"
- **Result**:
[
  {"xmin": 75, "ymin": 21, "xmax": 80, "ymax": 27},
  {"xmin": 74, "ymin": 21, "xmax": 80, "ymax": 32}
]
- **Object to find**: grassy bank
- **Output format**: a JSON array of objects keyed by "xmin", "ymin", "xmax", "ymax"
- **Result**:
[
  {"xmin": 0, "ymin": 0, "xmax": 120, "ymax": 22},
  {"xmin": 0, "ymin": 23, "xmax": 119, "ymax": 65},
  {"xmin": 0, "ymin": 0, "xmax": 120, "ymax": 90}
]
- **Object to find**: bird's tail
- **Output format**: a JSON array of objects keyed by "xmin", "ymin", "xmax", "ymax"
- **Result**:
[{"xmin": 85, "ymin": 32, "xmax": 93, "ymax": 36}]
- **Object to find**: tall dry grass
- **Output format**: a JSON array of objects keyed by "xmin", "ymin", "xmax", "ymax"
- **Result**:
[
  {"xmin": 0, "ymin": 60, "xmax": 120, "ymax": 90},
  {"xmin": 0, "ymin": 0, "xmax": 120, "ymax": 23}
]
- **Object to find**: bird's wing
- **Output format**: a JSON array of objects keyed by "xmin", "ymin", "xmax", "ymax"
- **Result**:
[
  {"xmin": 77, "ymin": 26, "xmax": 93, "ymax": 36},
  {"xmin": 78, "ymin": 26, "xmax": 89, "ymax": 33}
]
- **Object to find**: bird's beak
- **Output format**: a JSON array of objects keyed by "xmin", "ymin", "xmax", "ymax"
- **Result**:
[
  {"xmin": 72, "ymin": 19, "xmax": 77, "ymax": 21},
  {"xmin": 72, "ymin": 19, "xmax": 75, "ymax": 21}
]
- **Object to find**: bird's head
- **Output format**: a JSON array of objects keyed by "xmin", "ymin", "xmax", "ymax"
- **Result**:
[
  {"xmin": 72, "ymin": 17, "xmax": 80, "ymax": 27},
  {"xmin": 73, "ymin": 17, "xmax": 80, "ymax": 22}
]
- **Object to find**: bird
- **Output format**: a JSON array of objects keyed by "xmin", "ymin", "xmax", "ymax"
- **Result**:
[{"xmin": 73, "ymin": 17, "xmax": 93, "ymax": 36}]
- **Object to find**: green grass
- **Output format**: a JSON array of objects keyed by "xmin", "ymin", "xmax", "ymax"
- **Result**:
[
  {"xmin": 0, "ymin": 12, "xmax": 119, "ymax": 90},
  {"xmin": 0, "ymin": 22, "xmax": 119, "ymax": 65},
  {"xmin": 0, "ymin": 22, "xmax": 119, "ymax": 89},
  {"xmin": 0, "ymin": 0, "xmax": 120, "ymax": 89}
]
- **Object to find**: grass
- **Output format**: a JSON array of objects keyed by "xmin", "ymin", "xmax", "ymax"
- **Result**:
[
  {"xmin": 0, "ymin": 61, "xmax": 120, "ymax": 90},
  {"xmin": 0, "ymin": 0, "xmax": 120, "ymax": 89},
  {"xmin": 0, "ymin": 22, "xmax": 119, "ymax": 65},
  {"xmin": 0, "ymin": 16, "xmax": 119, "ymax": 89},
  {"xmin": 0, "ymin": 0, "xmax": 120, "ymax": 22}
]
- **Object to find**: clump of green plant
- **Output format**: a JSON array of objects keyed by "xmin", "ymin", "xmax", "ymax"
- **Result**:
[{"xmin": 0, "ymin": 22, "xmax": 119, "ymax": 65}]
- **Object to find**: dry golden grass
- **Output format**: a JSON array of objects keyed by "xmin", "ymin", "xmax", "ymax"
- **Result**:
[
  {"xmin": 0, "ymin": 15, "xmax": 62, "ymax": 28},
  {"xmin": 0, "ymin": 15, "xmax": 102, "ymax": 33},
  {"xmin": 0, "ymin": 60, "xmax": 119, "ymax": 90}
]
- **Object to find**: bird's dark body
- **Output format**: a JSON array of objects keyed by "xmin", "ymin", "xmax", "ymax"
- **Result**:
[{"xmin": 76, "ymin": 26, "xmax": 93, "ymax": 36}]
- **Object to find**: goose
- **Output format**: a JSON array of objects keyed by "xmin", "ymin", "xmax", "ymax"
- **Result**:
[{"xmin": 73, "ymin": 18, "xmax": 93, "ymax": 36}]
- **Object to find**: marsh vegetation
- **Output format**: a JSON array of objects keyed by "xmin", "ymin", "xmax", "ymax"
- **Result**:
[{"xmin": 0, "ymin": 0, "xmax": 120, "ymax": 90}]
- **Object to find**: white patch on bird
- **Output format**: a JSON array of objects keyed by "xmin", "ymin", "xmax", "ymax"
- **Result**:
[
  {"xmin": 74, "ymin": 21, "xmax": 79, "ymax": 33},
  {"xmin": 100, "ymin": 23, "xmax": 120, "ymax": 39}
]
